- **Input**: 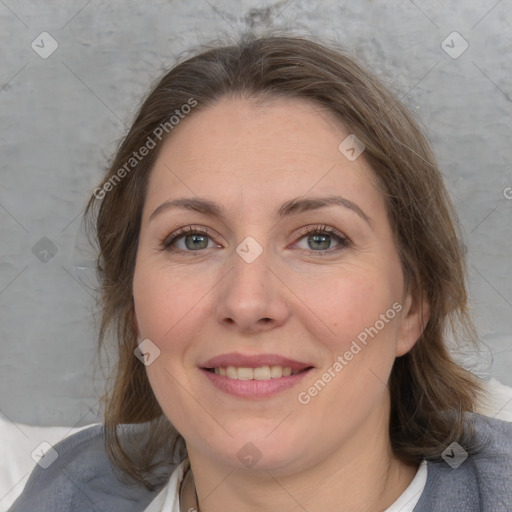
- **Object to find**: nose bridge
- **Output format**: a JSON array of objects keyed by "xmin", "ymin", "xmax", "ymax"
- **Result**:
[
  {"xmin": 215, "ymin": 232, "xmax": 288, "ymax": 330},
  {"xmin": 230, "ymin": 233, "xmax": 272, "ymax": 303}
]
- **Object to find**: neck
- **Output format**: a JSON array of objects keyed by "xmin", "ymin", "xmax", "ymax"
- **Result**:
[{"xmin": 182, "ymin": 404, "xmax": 418, "ymax": 512}]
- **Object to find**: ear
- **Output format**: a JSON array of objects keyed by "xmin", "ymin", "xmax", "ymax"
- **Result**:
[{"xmin": 395, "ymin": 291, "xmax": 430, "ymax": 357}]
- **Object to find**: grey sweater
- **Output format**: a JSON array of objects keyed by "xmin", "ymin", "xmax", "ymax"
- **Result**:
[{"xmin": 8, "ymin": 413, "xmax": 512, "ymax": 511}]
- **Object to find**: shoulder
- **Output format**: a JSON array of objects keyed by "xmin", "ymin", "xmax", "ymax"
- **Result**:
[
  {"xmin": 8, "ymin": 423, "xmax": 174, "ymax": 512},
  {"xmin": 414, "ymin": 414, "xmax": 512, "ymax": 512}
]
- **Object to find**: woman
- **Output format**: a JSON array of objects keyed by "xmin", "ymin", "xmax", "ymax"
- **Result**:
[{"xmin": 9, "ymin": 33, "xmax": 512, "ymax": 512}]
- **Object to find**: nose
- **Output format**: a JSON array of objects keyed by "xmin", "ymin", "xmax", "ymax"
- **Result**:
[{"xmin": 214, "ymin": 242, "xmax": 290, "ymax": 334}]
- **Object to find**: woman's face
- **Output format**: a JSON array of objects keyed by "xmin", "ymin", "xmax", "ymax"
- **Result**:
[{"xmin": 133, "ymin": 96, "xmax": 424, "ymax": 474}]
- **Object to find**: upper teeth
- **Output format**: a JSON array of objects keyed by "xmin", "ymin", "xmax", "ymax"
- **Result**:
[{"xmin": 213, "ymin": 365, "xmax": 298, "ymax": 380}]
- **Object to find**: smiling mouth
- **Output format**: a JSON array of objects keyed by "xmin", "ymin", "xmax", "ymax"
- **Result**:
[{"xmin": 203, "ymin": 365, "xmax": 313, "ymax": 380}]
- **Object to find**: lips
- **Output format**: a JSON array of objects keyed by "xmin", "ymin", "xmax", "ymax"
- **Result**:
[{"xmin": 199, "ymin": 353, "xmax": 314, "ymax": 398}]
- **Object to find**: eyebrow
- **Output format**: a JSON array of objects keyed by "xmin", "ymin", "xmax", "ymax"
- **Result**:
[{"xmin": 149, "ymin": 195, "xmax": 373, "ymax": 229}]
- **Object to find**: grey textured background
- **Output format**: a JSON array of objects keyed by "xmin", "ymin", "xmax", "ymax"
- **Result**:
[{"xmin": 1, "ymin": 0, "xmax": 511, "ymax": 428}]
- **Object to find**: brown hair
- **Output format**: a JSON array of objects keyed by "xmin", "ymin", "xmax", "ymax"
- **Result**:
[{"xmin": 85, "ymin": 32, "xmax": 485, "ymax": 489}]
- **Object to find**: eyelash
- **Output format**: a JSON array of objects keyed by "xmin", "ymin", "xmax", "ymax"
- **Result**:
[{"xmin": 160, "ymin": 224, "xmax": 350, "ymax": 256}]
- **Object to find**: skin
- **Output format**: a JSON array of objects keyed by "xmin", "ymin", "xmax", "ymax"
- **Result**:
[{"xmin": 133, "ymin": 96, "xmax": 430, "ymax": 512}]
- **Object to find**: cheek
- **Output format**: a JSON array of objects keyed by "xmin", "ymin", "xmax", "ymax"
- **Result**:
[
  {"xmin": 295, "ymin": 267, "xmax": 402, "ymax": 398},
  {"xmin": 133, "ymin": 264, "xmax": 206, "ymax": 433},
  {"xmin": 132, "ymin": 261, "xmax": 205, "ymax": 350},
  {"xmin": 297, "ymin": 278, "xmax": 400, "ymax": 402},
  {"xmin": 292, "ymin": 265, "xmax": 400, "ymax": 346}
]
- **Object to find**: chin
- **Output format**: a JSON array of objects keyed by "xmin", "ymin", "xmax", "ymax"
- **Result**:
[{"xmin": 218, "ymin": 429, "xmax": 305, "ymax": 472}]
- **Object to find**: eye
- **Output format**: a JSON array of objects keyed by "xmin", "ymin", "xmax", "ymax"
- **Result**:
[
  {"xmin": 161, "ymin": 226, "xmax": 220, "ymax": 252},
  {"xmin": 293, "ymin": 225, "xmax": 350, "ymax": 255},
  {"xmin": 160, "ymin": 224, "xmax": 350, "ymax": 255}
]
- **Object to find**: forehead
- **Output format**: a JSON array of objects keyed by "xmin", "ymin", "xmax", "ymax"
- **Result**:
[{"xmin": 144, "ymin": 96, "xmax": 382, "ymax": 218}]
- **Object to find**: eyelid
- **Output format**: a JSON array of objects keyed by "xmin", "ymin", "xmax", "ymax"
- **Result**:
[
  {"xmin": 291, "ymin": 224, "xmax": 350, "ymax": 254},
  {"xmin": 161, "ymin": 225, "xmax": 220, "ymax": 250},
  {"xmin": 293, "ymin": 224, "xmax": 348, "ymax": 242},
  {"xmin": 160, "ymin": 224, "xmax": 351, "ymax": 254}
]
